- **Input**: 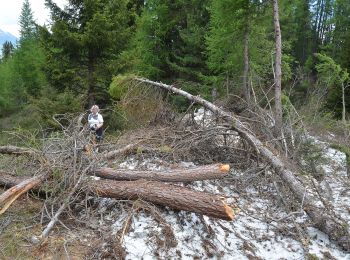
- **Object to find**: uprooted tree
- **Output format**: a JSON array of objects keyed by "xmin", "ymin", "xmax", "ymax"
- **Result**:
[{"xmin": 0, "ymin": 77, "xmax": 349, "ymax": 251}]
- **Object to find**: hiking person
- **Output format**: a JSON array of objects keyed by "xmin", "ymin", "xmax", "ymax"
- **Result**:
[{"xmin": 88, "ymin": 105, "xmax": 104, "ymax": 142}]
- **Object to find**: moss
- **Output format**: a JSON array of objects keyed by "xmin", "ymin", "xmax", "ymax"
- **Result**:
[
  {"xmin": 306, "ymin": 253, "xmax": 319, "ymax": 260},
  {"xmin": 136, "ymin": 146, "xmax": 144, "ymax": 154},
  {"xmin": 109, "ymin": 74, "xmax": 136, "ymax": 100},
  {"xmin": 158, "ymin": 145, "xmax": 172, "ymax": 153}
]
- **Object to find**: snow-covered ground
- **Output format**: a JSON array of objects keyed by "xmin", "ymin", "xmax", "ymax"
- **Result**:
[{"xmin": 89, "ymin": 139, "xmax": 350, "ymax": 260}]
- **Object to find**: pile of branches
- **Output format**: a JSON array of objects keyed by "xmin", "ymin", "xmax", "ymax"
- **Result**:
[
  {"xmin": 0, "ymin": 76, "xmax": 349, "ymax": 253},
  {"xmin": 0, "ymin": 114, "xmax": 238, "ymax": 244}
]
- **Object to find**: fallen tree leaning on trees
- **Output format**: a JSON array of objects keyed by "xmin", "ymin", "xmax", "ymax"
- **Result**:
[
  {"xmin": 92, "ymin": 163, "xmax": 230, "ymax": 182},
  {"xmin": 0, "ymin": 171, "xmax": 237, "ymax": 221},
  {"xmin": 133, "ymin": 77, "xmax": 350, "ymax": 251}
]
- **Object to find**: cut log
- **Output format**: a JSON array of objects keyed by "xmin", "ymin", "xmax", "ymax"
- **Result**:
[
  {"xmin": 0, "ymin": 172, "xmax": 237, "ymax": 221},
  {"xmin": 0, "ymin": 172, "xmax": 29, "ymax": 188},
  {"xmin": 91, "ymin": 179, "xmax": 236, "ymax": 221},
  {"xmin": 134, "ymin": 77, "xmax": 350, "ymax": 251},
  {"xmin": 104, "ymin": 143, "xmax": 141, "ymax": 159},
  {"xmin": 0, "ymin": 173, "xmax": 47, "ymax": 215},
  {"xmin": 0, "ymin": 145, "xmax": 39, "ymax": 155},
  {"xmin": 93, "ymin": 163, "xmax": 230, "ymax": 182}
]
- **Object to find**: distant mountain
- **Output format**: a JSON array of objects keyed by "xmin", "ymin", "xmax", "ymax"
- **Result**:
[{"xmin": 0, "ymin": 29, "xmax": 17, "ymax": 47}]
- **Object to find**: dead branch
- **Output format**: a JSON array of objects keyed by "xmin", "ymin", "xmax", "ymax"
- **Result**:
[
  {"xmin": 40, "ymin": 166, "xmax": 90, "ymax": 240},
  {"xmin": 104, "ymin": 142, "xmax": 141, "ymax": 160}
]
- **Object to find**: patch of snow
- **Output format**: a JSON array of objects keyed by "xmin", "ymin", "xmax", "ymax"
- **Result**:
[
  {"xmin": 95, "ymin": 140, "xmax": 350, "ymax": 259},
  {"xmin": 194, "ymin": 107, "xmax": 215, "ymax": 127},
  {"xmin": 178, "ymin": 161, "xmax": 196, "ymax": 168},
  {"xmin": 307, "ymin": 227, "xmax": 350, "ymax": 259}
]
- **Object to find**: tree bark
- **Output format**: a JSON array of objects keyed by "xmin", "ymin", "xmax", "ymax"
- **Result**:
[
  {"xmin": 0, "ymin": 173, "xmax": 47, "ymax": 215},
  {"xmin": 273, "ymin": 0, "xmax": 283, "ymax": 136},
  {"xmin": 0, "ymin": 172, "xmax": 29, "ymax": 188},
  {"xmin": 243, "ymin": 25, "xmax": 251, "ymax": 105},
  {"xmin": 134, "ymin": 77, "xmax": 350, "ymax": 251},
  {"xmin": 91, "ymin": 179, "xmax": 236, "ymax": 221},
  {"xmin": 104, "ymin": 143, "xmax": 141, "ymax": 160},
  {"xmin": 93, "ymin": 164, "xmax": 230, "ymax": 182},
  {"xmin": 0, "ymin": 145, "xmax": 39, "ymax": 155},
  {"xmin": 346, "ymin": 154, "xmax": 350, "ymax": 179},
  {"xmin": 342, "ymin": 83, "xmax": 346, "ymax": 123},
  {"xmin": 0, "ymin": 172, "xmax": 237, "ymax": 221}
]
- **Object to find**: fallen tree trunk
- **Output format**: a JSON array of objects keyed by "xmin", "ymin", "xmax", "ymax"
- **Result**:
[
  {"xmin": 0, "ymin": 145, "xmax": 39, "ymax": 155},
  {"xmin": 135, "ymin": 77, "xmax": 350, "ymax": 251},
  {"xmin": 93, "ymin": 164, "xmax": 230, "ymax": 182},
  {"xmin": 0, "ymin": 172, "xmax": 237, "ymax": 221},
  {"xmin": 91, "ymin": 179, "xmax": 236, "ymax": 221},
  {"xmin": 0, "ymin": 173, "xmax": 47, "ymax": 215}
]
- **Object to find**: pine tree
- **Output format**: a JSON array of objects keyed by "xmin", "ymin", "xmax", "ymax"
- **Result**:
[
  {"xmin": 14, "ymin": 0, "xmax": 47, "ymax": 97},
  {"xmin": 123, "ymin": 0, "xmax": 210, "ymax": 91},
  {"xmin": 206, "ymin": 0, "xmax": 272, "ymax": 98},
  {"xmin": 1, "ymin": 41, "xmax": 14, "ymax": 60},
  {"xmin": 331, "ymin": 0, "xmax": 350, "ymax": 69},
  {"xmin": 44, "ymin": 0, "xmax": 133, "ymax": 106},
  {"xmin": 19, "ymin": 0, "xmax": 37, "ymax": 42}
]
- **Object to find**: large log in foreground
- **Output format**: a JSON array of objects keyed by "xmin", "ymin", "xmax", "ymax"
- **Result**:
[
  {"xmin": 0, "ymin": 172, "xmax": 237, "ymax": 221},
  {"xmin": 135, "ymin": 77, "xmax": 350, "ymax": 251},
  {"xmin": 93, "ymin": 164, "xmax": 230, "ymax": 182},
  {"xmin": 91, "ymin": 179, "xmax": 236, "ymax": 221}
]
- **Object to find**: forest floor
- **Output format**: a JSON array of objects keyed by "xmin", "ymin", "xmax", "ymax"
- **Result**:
[
  {"xmin": 1, "ymin": 130, "xmax": 349, "ymax": 260},
  {"xmin": 1, "ymin": 104, "xmax": 350, "ymax": 259}
]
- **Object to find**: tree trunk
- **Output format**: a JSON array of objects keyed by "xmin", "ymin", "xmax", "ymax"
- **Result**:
[
  {"xmin": 0, "ymin": 145, "xmax": 38, "ymax": 155},
  {"xmin": 346, "ymin": 154, "xmax": 350, "ymax": 179},
  {"xmin": 0, "ymin": 172, "xmax": 29, "ymax": 188},
  {"xmin": 342, "ymin": 83, "xmax": 346, "ymax": 123},
  {"xmin": 0, "ymin": 172, "xmax": 237, "ymax": 221},
  {"xmin": 91, "ymin": 179, "xmax": 236, "ymax": 221},
  {"xmin": 243, "ymin": 27, "xmax": 251, "ymax": 105},
  {"xmin": 87, "ymin": 52, "xmax": 96, "ymax": 107},
  {"xmin": 134, "ymin": 77, "xmax": 350, "ymax": 251},
  {"xmin": 0, "ymin": 173, "xmax": 47, "ymax": 215},
  {"xmin": 273, "ymin": 0, "xmax": 283, "ymax": 136},
  {"xmin": 93, "ymin": 164, "xmax": 230, "ymax": 182}
]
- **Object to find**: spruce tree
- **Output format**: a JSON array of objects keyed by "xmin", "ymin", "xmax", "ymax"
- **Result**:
[
  {"xmin": 123, "ymin": 0, "xmax": 210, "ymax": 91},
  {"xmin": 1, "ymin": 41, "xmax": 14, "ymax": 60},
  {"xmin": 19, "ymin": 0, "xmax": 37, "ymax": 42},
  {"xmin": 206, "ymin": 0, "xmax": 272, "ymax": 97},
  {"xmin": 44, "ymin": 0, "xmax": 133, "ymax": 106}
]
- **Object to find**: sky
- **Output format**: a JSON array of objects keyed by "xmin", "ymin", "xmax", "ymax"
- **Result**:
[{"xmin": 0, "ymin": 0, "xmax": 68, "ymax": 38}]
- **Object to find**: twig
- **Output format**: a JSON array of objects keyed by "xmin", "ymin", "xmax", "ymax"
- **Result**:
[{"xmin": 40, "ymin": 166, "xmax": 91, "ymax": 240}]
